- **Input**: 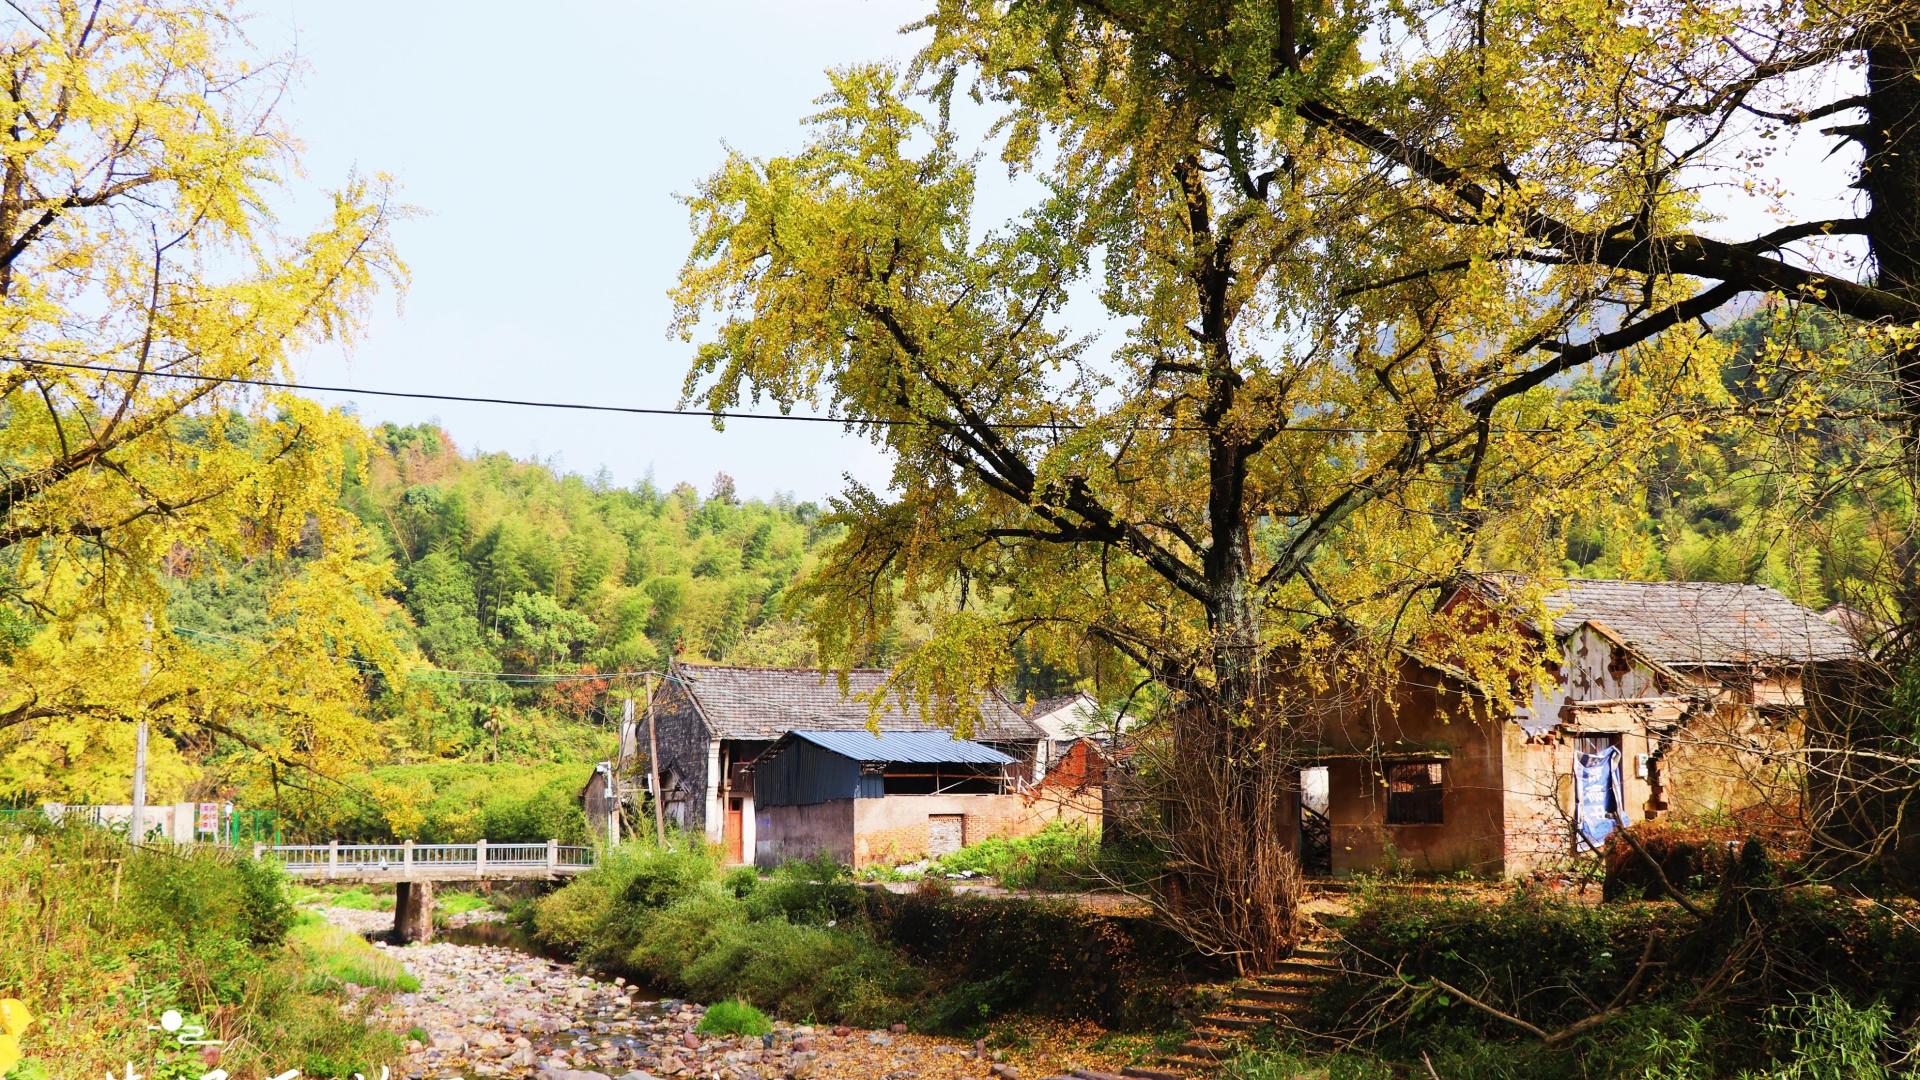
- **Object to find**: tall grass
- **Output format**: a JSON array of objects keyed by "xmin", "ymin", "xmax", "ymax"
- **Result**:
[
  {"xmin": 532, "ymin": 838, "xmax": 1207, "ymax": 1034},
  {"xmin": 533, "ymin": 839, "xmax": 923, "ymax": 1027},
  {"xmin": 289, "ymin": 913, "xmax": 420, "ymax": 993},
  {"xmin": 0, "ymin": 821, "xmax": 403, "ymax": 1078}
]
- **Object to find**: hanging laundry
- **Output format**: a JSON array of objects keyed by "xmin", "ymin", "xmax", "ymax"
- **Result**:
[{"xmin": 1575, "ymin": 745, "xmax": 1628, "ymax": 849}]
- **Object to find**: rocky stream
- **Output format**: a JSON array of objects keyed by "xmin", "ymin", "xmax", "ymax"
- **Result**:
[{"xmin": 311, "ymin": 907, "xmax": 1111, "ymax": 1080}]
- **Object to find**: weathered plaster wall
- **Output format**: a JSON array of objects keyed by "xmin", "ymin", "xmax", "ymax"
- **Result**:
[
  {"xmin": 1660, "ymin": 704, "xmax": 1802, "ymax": 818},
  {"xmin": 649, "ymin": 681, "xmax": 713, "ymax": 837},
  {"xmin": 1321, "ymin": 695, "xmax": 1508, "ymax": 877},
  {"xmin": 851, "ymin": 793, "xmax": 1098, "ymax": 867},
  {"xmin": 1500, "ymin": 723, "xmax": 1659, "ymax": 873},
  {"xmin": 756, "ymin": 799, "xmax": 855, "ymax": 865}
]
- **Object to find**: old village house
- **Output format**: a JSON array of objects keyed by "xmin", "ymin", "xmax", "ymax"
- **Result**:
[
  {"xmin": 647, "ymin": 664, "xmax": 1097, "ymax": 866},
  {"xmin": 1285, "ymin": 578, "xmax": 1858, "ymax": 877}
]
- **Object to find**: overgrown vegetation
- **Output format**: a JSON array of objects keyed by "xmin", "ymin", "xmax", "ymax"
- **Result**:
[
  {"xmin": 0, "ymin": 823, "xmax": 402, "ymax": 1078},
  {"xmin": 532, "ymin": 839, "xmax": 1212, "ymax": 1034},
  {"xmin": 1284, "ymin": 851, "xmax": 1920, "ymax": 1078},
  {"xmin": 859, "ymin": 822, "xmax": 1110, "ymax": 889},
  {"xmin": 289, "ymin": 913, "xmax": 421, "ymax": 993}
]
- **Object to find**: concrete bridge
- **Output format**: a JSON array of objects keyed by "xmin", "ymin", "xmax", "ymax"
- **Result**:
[{"xmin": 255, "ymin": 840, "xmax": 596, "ymax": 942}]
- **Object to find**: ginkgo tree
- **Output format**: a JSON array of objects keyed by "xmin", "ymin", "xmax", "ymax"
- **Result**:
[
  {"xmin": 911, "ymin": 0, "xmax": 1920, "ymax": 887},
  {"xmin": 672, "ymin": 55, "xmax": 1738, "ymax": 961},
  {"xmin": 0, "ymin": 1, "xmax": 406, "ymax": 802}
]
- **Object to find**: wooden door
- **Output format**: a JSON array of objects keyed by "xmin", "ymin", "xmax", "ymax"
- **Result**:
[
  {"xmin": 927, "ymin": 814, "xmax": 964, "ymax": 856},
  {"xmin": 725, "ymin": 797, "xmax": 745, "ymax": 864}
]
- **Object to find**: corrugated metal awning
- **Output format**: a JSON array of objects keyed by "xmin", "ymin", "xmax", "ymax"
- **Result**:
[{"xmin": 786, "ymin": 729, "xmax": 1015, "ymax": 765}]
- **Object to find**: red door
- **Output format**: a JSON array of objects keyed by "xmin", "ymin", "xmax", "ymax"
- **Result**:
[{"xmin": 725, "ymin": 797, "xmax": 744, "ymax": 864}]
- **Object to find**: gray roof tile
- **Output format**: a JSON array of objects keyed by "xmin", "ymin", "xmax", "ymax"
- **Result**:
[
  {"xmin": 1529, "ymin": 578, "xmax": 1859, "ymax": 666},
  {"xmin": 671, "ymin": 664, "xmax": 1042, "ymax": 741}
]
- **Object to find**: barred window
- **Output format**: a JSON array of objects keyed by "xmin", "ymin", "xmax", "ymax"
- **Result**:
[{"xmin": 1386, "ymin": 762, "xmax": 1446, "ymax": 825}]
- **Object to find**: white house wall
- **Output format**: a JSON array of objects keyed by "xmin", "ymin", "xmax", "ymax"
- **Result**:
[{"xmin": 1516, "ymin": 624, "xmax": 1666, "ymax": 731}]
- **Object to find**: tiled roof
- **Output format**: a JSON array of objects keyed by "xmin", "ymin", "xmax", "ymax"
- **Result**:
[
  {"xmin": 784, "ymin": 730, "xmax": 1015, "ymax": 765},
  {"xmin": 671, "ymin": 664, "xmax": 1042, "ymax": 741},
  {"xmin": 1021, "ymin": 693, "xmax": 1086, "ymax": 720},
  {"xmin": 1532, "ymin": 578, "xmax": 1859, "ymax": 666}
]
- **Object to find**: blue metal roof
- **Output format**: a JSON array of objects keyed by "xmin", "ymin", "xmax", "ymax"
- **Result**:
[{"xmin": 786, "ymin": 729, "xmax": 1015, "ymax": 765}]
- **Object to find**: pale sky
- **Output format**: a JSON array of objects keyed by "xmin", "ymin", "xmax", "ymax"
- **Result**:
[
  {"xmin": 265, "ymin": 2, "xmax": 920, "ymax": 500},
  {"xmin": 262, "ymin": 3, "xmax": 1865, "ymax": 501}
]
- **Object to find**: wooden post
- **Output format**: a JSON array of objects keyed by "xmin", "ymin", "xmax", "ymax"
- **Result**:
[
  {"xmin": 647, "ymin": 673, "xmax": 667, "ymax": 846},
  {"xmin": 403, "ymin": 839, "xmax": 414, "ymax": 873},
  {"xmin": 474, "ymin": 838, "xmax": 487, "ymax": 876},
  {"xmin": 252, "ymin": 842, "xmax": 264, "ymax": 861},
  {"xmin": 547, "ymin": 838, "xmax": 558, "ymax": 870},
  {"xmin": 328, "ymin": 839, "xmax": 339, "ymax": 879}
]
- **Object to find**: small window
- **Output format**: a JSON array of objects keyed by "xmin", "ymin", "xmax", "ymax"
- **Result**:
[{"xmin": 1386, "ymin": 762, "xmax": 1446, "ymax": 825}]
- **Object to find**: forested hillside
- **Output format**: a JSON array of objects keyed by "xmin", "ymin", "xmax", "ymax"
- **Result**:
[
  {"xmin": 145, "ymin": 423, "xmax": 863, "ymax": 836},
  {"xmin": 1547, "ymin": 307, "xmax": 1902, "ymax": 618},
  {"xmin": 170, "ymin": 423, "xmax": 842, "ymax": 772}
]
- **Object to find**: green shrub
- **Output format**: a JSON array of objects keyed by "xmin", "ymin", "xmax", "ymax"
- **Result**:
[
  {"xmin": 864, "ymin": 888, "xmax": 1214, "ymax": 1029},
  {"xmin": 697, "ymin": 1000, "xmax": 772, "ymax": 1037},
  {"xmin": 0, "ymin": 822, "xmax": 402, "ymax": 1077},
  {"xmin": 1325, "ymin": 884, "xmax": 1682, "ymax": 1036},
  {"xmin": 233, "ymin": 854, "xmax": 298, "ymax": 945},
  {"xmin": 532, "ymin": 837, "xmax": 717, "ymax": 954},
  {"xmin": 723, "ymin": 866, "xmax": 759, "ymax": 898},
  {"xmin": 744, "ymin": 854, "xmax": 863, "ymax": 923},
  {"xmin": 1760, "ymin": 991, "xmax": 1910, "ymax": 1080},
  {"xmin": 531, "ymin": 835, "xmax": 1204, "ymax": 1034}
]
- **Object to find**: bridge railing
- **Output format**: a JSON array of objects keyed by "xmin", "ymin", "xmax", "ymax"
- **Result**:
[{"xmin": 256, "ymin": 840, "xmax": 597, "ymax": 877}]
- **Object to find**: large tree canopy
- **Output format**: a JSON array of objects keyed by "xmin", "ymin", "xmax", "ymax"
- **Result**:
[
  {"xmin": 672, "ymin": 50, "xmax": 1737, "ymax": 957},
  {"xmin": 0, "ymin": 1, "xmax": 405, "ymax": 800}
]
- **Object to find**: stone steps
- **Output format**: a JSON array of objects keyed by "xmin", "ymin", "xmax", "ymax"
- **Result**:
[{"xmin": 1144, "ymin": 940, "xmax": 1343, "ymax": 1077}]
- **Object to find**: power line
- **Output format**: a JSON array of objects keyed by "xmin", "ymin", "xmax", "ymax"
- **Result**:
[
  {"xmin": 172, "ymin": 625, "xmax": 658, "ymax": 683},
  {"xmin": 9, "ymin": 357, "xmax": 1062, "ymax": 430},
  {"xmin": 8, "ymin": 356, "xmax": 1571, "ymax": 436}
]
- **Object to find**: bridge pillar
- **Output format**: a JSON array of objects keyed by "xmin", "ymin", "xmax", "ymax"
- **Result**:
[{"xmin": 393, "ymin": 880, "xmax": 435, "ymax": 943}]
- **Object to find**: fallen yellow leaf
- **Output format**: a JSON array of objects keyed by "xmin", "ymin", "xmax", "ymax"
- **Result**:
[
  {"xmin": 0, "ymin": 1000, "xmax": 26, "ymax": 1038},
  {"xmin": 0, "ymin": 1031, "xmax": 19, "ymax": 1074}
]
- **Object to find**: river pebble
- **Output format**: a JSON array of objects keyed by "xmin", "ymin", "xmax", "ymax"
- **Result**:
[{"xmin": 313, "ymin": 908, "xmax": 1003, "ymax": 1080}]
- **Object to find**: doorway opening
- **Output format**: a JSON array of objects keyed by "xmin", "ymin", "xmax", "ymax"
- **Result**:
[{"xmin": 1299, "ymin": 765, "xmax": 1331, "ymax": 876}]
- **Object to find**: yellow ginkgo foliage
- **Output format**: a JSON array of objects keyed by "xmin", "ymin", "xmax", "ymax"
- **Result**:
[
  {"xmin": 0, "ymin": 996, "xmax": 30, "ymax": 1074},
  {"xmin": 0, "ymin": 1, "xmax": 408, "ymax": 798}
]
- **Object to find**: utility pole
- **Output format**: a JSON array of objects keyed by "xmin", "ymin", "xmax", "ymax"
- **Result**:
[
  {"xmin": 131, "ymin": 612, "xmax": 152, "ymax": 845},
  {"xmin": 646, "ymin": 673, "xmax": 666, "ymax": 846}
]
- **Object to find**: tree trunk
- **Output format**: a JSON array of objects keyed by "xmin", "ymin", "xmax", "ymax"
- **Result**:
[
  {"xmin": 1809, "ymin": 26, "xmax": 1920, "ymax": 884},
  {"xmin": 1157, "ymin": 439, "xmax": 1302, "ymax": 971}
]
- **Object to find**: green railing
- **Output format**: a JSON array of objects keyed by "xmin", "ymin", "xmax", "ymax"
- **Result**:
[{"xmin": 0, "ymin": 805, "xmax": 280, "ymax": 846}]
